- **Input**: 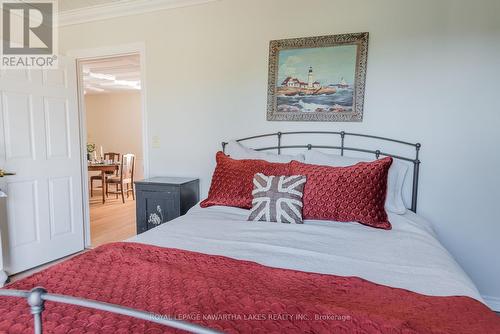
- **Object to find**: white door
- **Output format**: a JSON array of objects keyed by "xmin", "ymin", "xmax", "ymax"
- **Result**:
[{"xmin": 0, "ymin": 57, "xmax": 84, "ymax": 275}]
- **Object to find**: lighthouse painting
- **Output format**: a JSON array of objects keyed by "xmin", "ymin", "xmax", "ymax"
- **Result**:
[{"xmin": 267, "ymin": 33, "xmax": 368, "ymax": 122}]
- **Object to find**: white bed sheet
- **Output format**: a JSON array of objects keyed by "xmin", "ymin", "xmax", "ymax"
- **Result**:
[{"xmin": 129, "ymin": 205, "xmax": 483, "ymax": 303}]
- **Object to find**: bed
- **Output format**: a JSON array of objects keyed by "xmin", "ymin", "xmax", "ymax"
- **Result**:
[
  {"xmin": 131, "ymin": 204, "xmax": 482, "ymax": 301},
  {"xmin": 1, "ymin": 131, "xmax": 499, "ymax": 334}
]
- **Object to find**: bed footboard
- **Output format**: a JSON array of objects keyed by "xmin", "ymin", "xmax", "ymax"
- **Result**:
[{"xmin": 0, "ymin": 287, "xmax": 221, "ymax": 334}]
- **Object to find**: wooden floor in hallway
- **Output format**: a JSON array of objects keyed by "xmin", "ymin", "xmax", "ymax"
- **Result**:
[{"xmin": 89, "ymin": 189, "xmax": 137, "ymax": 248}]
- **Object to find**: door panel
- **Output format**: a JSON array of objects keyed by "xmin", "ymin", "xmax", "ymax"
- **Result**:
[
  {"xmin": 0, "ymin": 57, "xmax": 84, "ymax": 274},
  {"xmin": 7, "ymin": 180, "xmax": 39, "ymax": 247},
  {"xmin": 44, "ymin": 97, "xmax": 71, "ymax": 159},
  {"xmin": 42, "ymin": 68, "xmax": 67, "ymax": 88},
  {"xmin": 48, "ymin": 177, "xmax": 74, "ymax": 238},
  {"xmin": 0, "ymin": 69, "xmax": 31, "ymax": 82},
  {"xmin": 1, "ymin": 92, "xmax": 35, "ymax": 160}
]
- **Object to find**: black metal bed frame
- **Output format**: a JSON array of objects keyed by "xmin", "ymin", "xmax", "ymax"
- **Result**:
[
  {"xmin": 222, "ymin": 131, "xmax": 421, "ymax": 212},
  {"xmin": 0, "ymin": 287, "xmax": 221, "ymax": 334}
]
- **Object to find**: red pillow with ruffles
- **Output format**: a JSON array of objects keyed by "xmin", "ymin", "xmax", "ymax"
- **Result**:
[
  {"xmin": 290, "ymin": 157, "xmax": 393, "ymax": 229},
  {"xmin": 201, "ymin": 152, "xmax": 292, "ymax": 209}
]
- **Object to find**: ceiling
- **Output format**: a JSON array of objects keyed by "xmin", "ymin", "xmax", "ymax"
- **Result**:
[{"xmin": 82, "ymin": 54, "xmax": 141, "ymax": 95}]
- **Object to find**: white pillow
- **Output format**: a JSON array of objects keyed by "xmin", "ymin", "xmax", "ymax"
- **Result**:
[
  {"xmin": 304, "ymin": 150, "xmax": 408, "ymax": 214},
  {"xmin": 225, "ymin": 140, "xmax": 305, "ymax": 163}
]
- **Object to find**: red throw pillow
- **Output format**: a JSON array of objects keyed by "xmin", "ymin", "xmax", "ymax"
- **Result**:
[
  {"xmin": 201, "ymin": 152, "xmax": 291, "ymax": 209},
  {"xmin": 290, "ymin": 157, "xmax": 393, "ymax": 229}
]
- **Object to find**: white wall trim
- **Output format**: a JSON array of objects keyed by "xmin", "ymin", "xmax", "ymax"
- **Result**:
[
  {"xmin": 483, "ymin": 295, "xmax": 500, "ymax": 312},
  {"xmin": 58, "ymin": 0, "xmax": 218, "ymax": 27},
  {"xmin": 68, "ymin": 42, "xmax": 149, "ymax": 248}
]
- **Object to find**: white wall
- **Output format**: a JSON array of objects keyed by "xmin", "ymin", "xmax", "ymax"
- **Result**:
[
  {"xmin": 85, "ymin": 91, "xmax": 144, "ymax": 180},
  {"xmin": 60, "ymin": 0, "xmax": 500, "ymax": 308}
]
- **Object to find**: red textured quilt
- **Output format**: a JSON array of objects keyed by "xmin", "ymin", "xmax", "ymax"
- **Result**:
[{"xmin": 1, "ymin": 242, "xmax": 499, "ymax": 333}]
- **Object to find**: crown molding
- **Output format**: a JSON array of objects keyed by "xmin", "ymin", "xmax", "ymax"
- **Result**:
[{"xmin": 58, "ymin": 0, "xmax": 217, "ymax": 27}]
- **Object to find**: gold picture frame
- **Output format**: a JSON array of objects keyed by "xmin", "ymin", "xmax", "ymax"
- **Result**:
[{"xmin": 267, "ymin": 32, "xmax": 369, "ymax": 122}]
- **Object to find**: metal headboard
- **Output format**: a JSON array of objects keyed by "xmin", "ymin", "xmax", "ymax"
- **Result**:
[{"xmin": 222, "ymin": 131, "xmax": 421, "ymax": 213}]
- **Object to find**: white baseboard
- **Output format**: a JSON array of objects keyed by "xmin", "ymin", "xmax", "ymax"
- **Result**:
[{"xmin": 483, "ymin": 295, "xmax": 500, "ymax": 312}]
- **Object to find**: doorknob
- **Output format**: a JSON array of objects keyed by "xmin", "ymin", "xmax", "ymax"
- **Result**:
[{"xmin": 0, "ymin": 169, "xmax": 15, "ymax": 177}]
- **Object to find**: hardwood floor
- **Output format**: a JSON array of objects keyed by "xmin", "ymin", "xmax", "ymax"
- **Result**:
[{"xmin": 89, "ymin": 188, "xmax": 137, "ymax": 248}]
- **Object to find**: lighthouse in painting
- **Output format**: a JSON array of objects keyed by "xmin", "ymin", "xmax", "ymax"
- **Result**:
[{"xmin": 307, "ymin": 66, "xmax": 314, "ymax": 88}]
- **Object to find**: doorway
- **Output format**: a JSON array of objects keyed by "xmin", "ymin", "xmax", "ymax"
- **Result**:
[{"xmin": 76, "ymin": 52, "xmax": 147, "ymax": 248}]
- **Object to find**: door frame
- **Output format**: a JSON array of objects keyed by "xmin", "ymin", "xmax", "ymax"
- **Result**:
[{"xmin": 67, "ymin": 42, "xmax": 149, "ymax": 248}]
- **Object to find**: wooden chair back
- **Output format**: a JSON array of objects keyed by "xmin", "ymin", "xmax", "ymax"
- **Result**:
[
  {"xmin": 104, "ymin": 152, "xmax": 120, "ymax": 162},
  {"xmin": 120, "ymin": 154, "xmax": 135, "ymax": 182},
  {"xmin": 104, "ymin": 152, "xmax": 120, "ymax": 175}
]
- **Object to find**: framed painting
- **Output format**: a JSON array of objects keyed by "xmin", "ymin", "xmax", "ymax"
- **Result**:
[{"xmin": 267, "ymin": 32, "xmax": 369, "ymax": 122}]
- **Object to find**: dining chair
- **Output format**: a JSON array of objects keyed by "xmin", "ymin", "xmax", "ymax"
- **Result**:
[
  {"xmin": 106, "ymin": 154, "xmax": 135, "ymax": 204},
  {"xmin": 90, "ymin": 152, "xmax": 120, "ymax": 197}
]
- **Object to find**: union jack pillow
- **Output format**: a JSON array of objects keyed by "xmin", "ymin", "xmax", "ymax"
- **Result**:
[{"xmin": 248, "ymin": 173, "xmax": 306, "ymax": 224}]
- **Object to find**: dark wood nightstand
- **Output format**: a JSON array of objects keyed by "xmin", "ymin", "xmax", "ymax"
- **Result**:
[{"xmin": 135, "ymin": 177, "xmax": 199, "ymax": 234}]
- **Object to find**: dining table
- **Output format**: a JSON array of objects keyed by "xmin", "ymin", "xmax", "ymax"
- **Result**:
[{"xmin": 88, "ymin": 162, "xmax": 120, "ymax": 204}]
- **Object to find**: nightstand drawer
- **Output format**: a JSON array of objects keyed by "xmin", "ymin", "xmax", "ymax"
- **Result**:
[{"xmin": 135, "ymin": 177, "xmax": 199, "ymax": 234}]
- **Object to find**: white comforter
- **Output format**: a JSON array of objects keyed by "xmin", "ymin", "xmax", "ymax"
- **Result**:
[{"xmin": 129, "ymin": 205, "xmax": 483, "ymax": 303}]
